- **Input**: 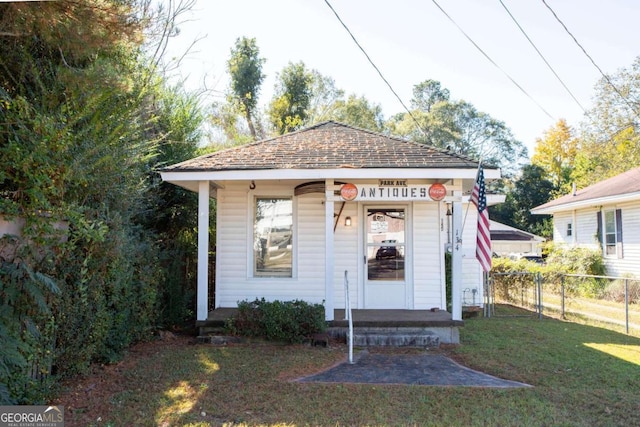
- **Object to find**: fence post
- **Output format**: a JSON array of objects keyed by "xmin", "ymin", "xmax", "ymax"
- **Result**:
[
  {"xmin": 537, "ymin": 272, "xmax": 543, "ymax": 320},
  {"xmin": 561, "ymin": 275, "xmax": 565, "ymax": 319},
  {"xmin": 625, "ymin": 278, "xmax": 629, "ymax": 335}
]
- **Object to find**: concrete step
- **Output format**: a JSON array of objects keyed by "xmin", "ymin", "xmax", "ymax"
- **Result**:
[{"xmin": 352, "ymin": 331, "xmax": 440, "ymax": 348}]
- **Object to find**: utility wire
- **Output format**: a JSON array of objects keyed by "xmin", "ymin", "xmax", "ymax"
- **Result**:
[
  {"xmin": 430, "ymin": 0, "xmax": 555, "ymax": 121},
  {"xmin": 323, "ymin": 0, "xmax": 430, "ymax": 141},
  {"xmin": 499, "ymin": 0, "xmax": 588, "ymax": 116},
  {"xmin": 541, "ymin": 0, "xmax": 640, "ymax": 119}
]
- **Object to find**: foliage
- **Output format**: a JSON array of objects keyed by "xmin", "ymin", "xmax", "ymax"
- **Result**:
[
  {"xmin": 491, "ymin": 164, "xmax": 555, "ymax": 236},
  {"xmin": 227, "ymin": 37, "xmax": 266, "ymax": 140},
  {"xmin": 492, "ymin": 245, "xmax": 608, "ymax": 300},
  {"xmin": 225, "ymin": 298, "xmax": 326, "ymax": 343},
  {"xmin": 0, "ymin": 0, "xmax": 205, "ymax": 403},
  {"xmin": 572, "ymin": 56, "xmax": 640, "ymax": 187},
  {"xmin": 531, "ymin": 119, "xmax": 578, "ymax": 194},
  {"xmin": 387, "ymin": 79, "xmax": 528, "ymax": 174},
  {"xmin": 268, "ymin": 61, "xmax": 313, "ymax": 134},
  {"xmin": 603, "ymin": 276, "xmax": 640, "ymax": 304}
]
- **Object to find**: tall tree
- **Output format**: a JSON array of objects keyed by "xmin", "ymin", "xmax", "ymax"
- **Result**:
[
  {"xmin": 332, "ymin": 94, "xmax": 385, "ymax": 132},
  {"xmin": 572, "ymin": 56, "xmax": 640, "ymax": 187},
  {"xmin": 268, "ymin": 61, "xmax": 313, "ymax": 134},
  {"xmin": 388, "ymin": 80, "xmax": 528, "ymax": 174},
  {"xmin": 227, "ymin": 37, "xmax": 265, "ymax": 140},
  {"xmin": 531, "ymin": 119, "xmax": 578, "ymax": 193}
]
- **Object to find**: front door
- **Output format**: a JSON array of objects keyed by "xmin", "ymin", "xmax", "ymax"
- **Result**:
[{"xmin": 364, "ymin": 207, "xmax": 407, "ymax": 308}]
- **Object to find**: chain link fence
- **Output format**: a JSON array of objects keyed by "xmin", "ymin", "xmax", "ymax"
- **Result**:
[{"xmin": 486, "ymin": 272, "xmax": 640, "ymax": 336}]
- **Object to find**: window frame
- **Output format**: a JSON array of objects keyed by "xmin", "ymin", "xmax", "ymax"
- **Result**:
[{"xmin": 251, "ymin": 195, "xmax": 295, "ymax": 278}]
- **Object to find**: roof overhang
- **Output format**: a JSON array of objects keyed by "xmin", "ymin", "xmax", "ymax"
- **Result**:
[
  {"xmin": 531, "ymin": 191, "xmax": 640, "ymax": 215},
  {"xmin": 161, "ymin": 167, "xmax": 501, "ymax": 194}
]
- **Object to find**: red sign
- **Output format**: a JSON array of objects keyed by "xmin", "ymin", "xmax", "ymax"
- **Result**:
[
  {"xmin": 340, "ymin": 183, "xmax": 358, "ymax": 201},
  {"xmin": 428, "ymin": 183, "xmax": 447, "ymax": 201}
]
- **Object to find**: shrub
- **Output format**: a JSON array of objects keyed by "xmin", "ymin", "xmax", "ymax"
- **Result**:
[
  {"xmin": 603, "ymin": 277, "xmax": 640, "ymax": 304},
  {"xmin": 225, "ymin": 298, "xmax": 327, "ymax": 343}
]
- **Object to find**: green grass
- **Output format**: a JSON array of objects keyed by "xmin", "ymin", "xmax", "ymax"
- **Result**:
[{"xmin": 58, "ymin": 315, "xmax": 640, "ymax": 426}]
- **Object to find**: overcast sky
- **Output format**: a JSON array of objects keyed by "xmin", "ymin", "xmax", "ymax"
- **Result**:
[{"xmin": 160, "ymin": 0, "xmax": 639, "ymax": 156}]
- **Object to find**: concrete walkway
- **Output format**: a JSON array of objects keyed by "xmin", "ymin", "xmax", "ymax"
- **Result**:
[{"xmin": 296, "ymin": 351, "xmax": 531, "ymax": 388}]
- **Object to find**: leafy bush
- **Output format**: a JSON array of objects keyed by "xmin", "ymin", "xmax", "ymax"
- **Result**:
[{"xmin": 225, "ymin": 298, "xmax": 327, "ymax": 343}]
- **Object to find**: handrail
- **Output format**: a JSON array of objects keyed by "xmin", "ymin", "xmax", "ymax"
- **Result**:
[{"xmin": 344, "ymin": 270, "xmax": 354, "ymax": 364}]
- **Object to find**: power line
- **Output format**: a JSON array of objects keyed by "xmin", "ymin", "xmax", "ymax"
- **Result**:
[
  {"xmin": 541, "ymin": 0, "xmax": 640, "ymax": 119},
  {"xmin": 323, "ymin": 0, "xmax": 426, "ymax": 138},
  {"xmin": 430, "ymin": 0, "xmax": 555, "ymax": 121},
  {"xmin": 498, "ymin": 0, "xmax": 588, "ymax": 116},
  {"xmin": 322, "ymin": 0, "xmax": 430, "ymax": 141}
]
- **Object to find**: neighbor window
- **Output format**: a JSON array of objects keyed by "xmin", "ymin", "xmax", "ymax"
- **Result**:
[
  {"xmin": 254, "ymin": 197, "xmax": 293, "ymax": 277},
  {"xmin": 604, "ymin": 210, "xmax": 617, "ymax": 256},
  {"xmin": 566, "ymin": 222, "xmax": 572, "ymax": 237}
]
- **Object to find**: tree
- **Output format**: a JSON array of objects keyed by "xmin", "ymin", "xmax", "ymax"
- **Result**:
[
  {"xmin": 227, "ymin": 37, "xmax": 265, "ymax": 140},
  {"xmin": 531, "ymin": 119, "xmax": 578, "ymax": 193},
  {"xmin": 388, "ymin": 80, "xmax": 528, "ymax": 174},
  {"xmin": 502, "ymin": 164, "xmax": 555, "ymax": 236},
  {"xmin": 571, "ymin": 56, "xmax": 640, "ymax": 187},
  {"xmin": 331, "ymin": 94, "xmax": 385, "ymax": 131},
  {"xmin": 268, "ymin": 61, "xmax": 313, "ymax": 134}
]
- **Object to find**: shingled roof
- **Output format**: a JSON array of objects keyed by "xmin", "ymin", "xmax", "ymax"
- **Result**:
[
  {"xmin": 532, "ymin": 167, "xmax": 640, "ymax": 214},
  {"xmin": 163, "ymin": 121, "xmax": 482, "ymax": 172}
]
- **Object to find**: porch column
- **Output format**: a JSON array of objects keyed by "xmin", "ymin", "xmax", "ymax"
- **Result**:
[
  {"xmin": 197, "ymin": 180, "xmax": 210, "ymax": 322},
  {"xmin": 451, "ymin": 197, "xmax": 463, "ymax": 321},
  {"xmin": 324, "ymin": 179, "xmax": 335, "ymax": 321}
]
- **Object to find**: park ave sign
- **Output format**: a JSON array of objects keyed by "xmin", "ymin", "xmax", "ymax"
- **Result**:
[{"xmin": 340, "ymin": 181, "xmax": 447, "ymax": 202}]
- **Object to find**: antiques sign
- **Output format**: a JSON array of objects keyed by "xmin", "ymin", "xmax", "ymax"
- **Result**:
[{"xmin": 340, "ymin": 182, "xmax": 447, "ymax": 201}]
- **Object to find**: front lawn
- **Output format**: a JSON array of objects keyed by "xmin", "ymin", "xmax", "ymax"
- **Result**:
[{"xmin": 56, "ymin": 314, "xmax": 640, "ymax": 426}]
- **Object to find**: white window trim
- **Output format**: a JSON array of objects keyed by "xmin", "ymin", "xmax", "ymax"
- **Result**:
[
  {"xmin": 247, "ymin": 191, "xmax": 297, "ymax": 279},
  {"xmin": 603, "ymin": 209, "xmax": 617, "ymax": 258}
]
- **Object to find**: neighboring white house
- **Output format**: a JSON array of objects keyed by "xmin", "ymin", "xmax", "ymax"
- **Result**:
[
  {"xmin": 489, "ymin": 220, "xmax": 545, "ymax": 257},
  {"xmin": 160, "ymin": 121, "xmax": 502, "ymax": 323},
  {"xmin": 531, "ymin": 167, "xmax": 640, "ymax": 277}
]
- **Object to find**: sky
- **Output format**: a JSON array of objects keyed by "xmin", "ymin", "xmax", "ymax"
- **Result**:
[{"xmin": 159, "ymin": 0, "xmax": 639, "ymax": 157}]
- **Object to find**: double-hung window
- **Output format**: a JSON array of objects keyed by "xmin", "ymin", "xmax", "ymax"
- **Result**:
[
  {"xmin": 253, "ymin": 197, "xmax": 293, "ymax": 277},
  {"xmin": 598, "ymin": 209, "xmax": 623, "ymax": 258}
]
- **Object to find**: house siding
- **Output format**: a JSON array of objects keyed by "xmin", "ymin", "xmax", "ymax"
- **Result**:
[
  {"xmin": 548, "ymin": 202, "xmax": 640, "ymax": 278},
  {"xmin": 605, "ymin": 201, "xmax": 640, "ymax": 277},
  {"xmin": 215, "ymin": 183, "xmax": 326, "ymax": 308},
  {"xmin": 214, "ymin": 182, "xmax": 484, "ymax": 310},
  {"xmin": 413, "ymin": 202, "xmax": 444, "ymax": 309}
]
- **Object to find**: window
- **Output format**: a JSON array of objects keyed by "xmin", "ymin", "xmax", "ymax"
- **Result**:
[
  {"xmin": 598, "ymin": 209, "xmax": 623, "ymax": 258},
  {"xmin": 566, "ymin": 222, "xmax": 572, "ymax": 237},
  {"xmin": 254, "ymin": 197, "xmax": 293, "ymax": 277}
]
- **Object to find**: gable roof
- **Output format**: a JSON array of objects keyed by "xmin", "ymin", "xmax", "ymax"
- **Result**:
[
  {"xmin": 162, "ymin": 121, "xmax": 485, "ymax": 172},
  {"xmin": 489, "ymin": 220, "xmax": 544, "ymax": 242},
  {"xmin": 531, "ymin": 167, "xmax": 640, "ymax": 214}
]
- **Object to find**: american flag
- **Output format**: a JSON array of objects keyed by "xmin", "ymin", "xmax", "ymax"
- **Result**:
[{"xmin": 470, "ymin": 166, "xmax": 492, "ymax": 272}]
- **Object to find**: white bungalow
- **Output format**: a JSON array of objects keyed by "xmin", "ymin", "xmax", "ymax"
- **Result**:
[
  {"xmin": 531, "ymin": 167, "xmax": 640, "ymax": 277},
  {"xmin": 160, "ymin": 122, "xmax": 501, "ymax": 342}
]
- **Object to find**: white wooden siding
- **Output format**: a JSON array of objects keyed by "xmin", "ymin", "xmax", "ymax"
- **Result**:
[
  {"xmin": 215, "ymin": 183, "xmax": 325, "ymax": 307},
  {"xmin": 333, "ymin": 202, "xmax": 360, "ymax": 309},
  {"xmin": 413, "ymin": 202, "xmax": 443, "ymax": 309},
  {"xmin": 551, "ymin": 201, "xmax": 640, "ymax": 278}
]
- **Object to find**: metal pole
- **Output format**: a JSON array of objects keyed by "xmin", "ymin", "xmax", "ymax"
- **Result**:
[
  {"xmin": 538, "ymin": 272, "xmax": 543, "ymax": 320},
  {"xmin": 625, "ymin": 278, "xmax": 629, "ymax": 335},
  {"xmin": 561, "ymin": 275, "xmax": 565, "ymax": 319},
  {"xmin": 345, "ymin": 270, "xmax": 354, "ymax": 364}
]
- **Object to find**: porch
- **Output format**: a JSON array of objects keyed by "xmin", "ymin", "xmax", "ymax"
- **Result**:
[{"xmin": 199, "ymin": 308, "xmax": 463, "ymax": 345}]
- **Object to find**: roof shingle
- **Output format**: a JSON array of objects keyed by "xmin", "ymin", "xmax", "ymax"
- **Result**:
[{"xmin": 163, "ymin": 121, "xmax": 482, "ymax": 172}]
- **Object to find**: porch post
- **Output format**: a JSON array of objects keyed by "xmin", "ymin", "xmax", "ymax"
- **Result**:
[
  {"xmin": 197, "ymin": 180, "xmax": 210, "ymax": 322},
  {"xmin": 451, "ymin": 198, "xmax": 463, "ymax": 321},
  {"xmin": 324, "ymin": 179, "xmax": 335, "ymax": 321}
]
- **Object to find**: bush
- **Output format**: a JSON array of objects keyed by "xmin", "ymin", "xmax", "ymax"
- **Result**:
[
  {"xmin": 604, "ymin": 277, "xmax": 640, "ymax": 304},
  {"xmin": 225, "ymin": 298, "xmax": 327, "ymax": 343}
]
